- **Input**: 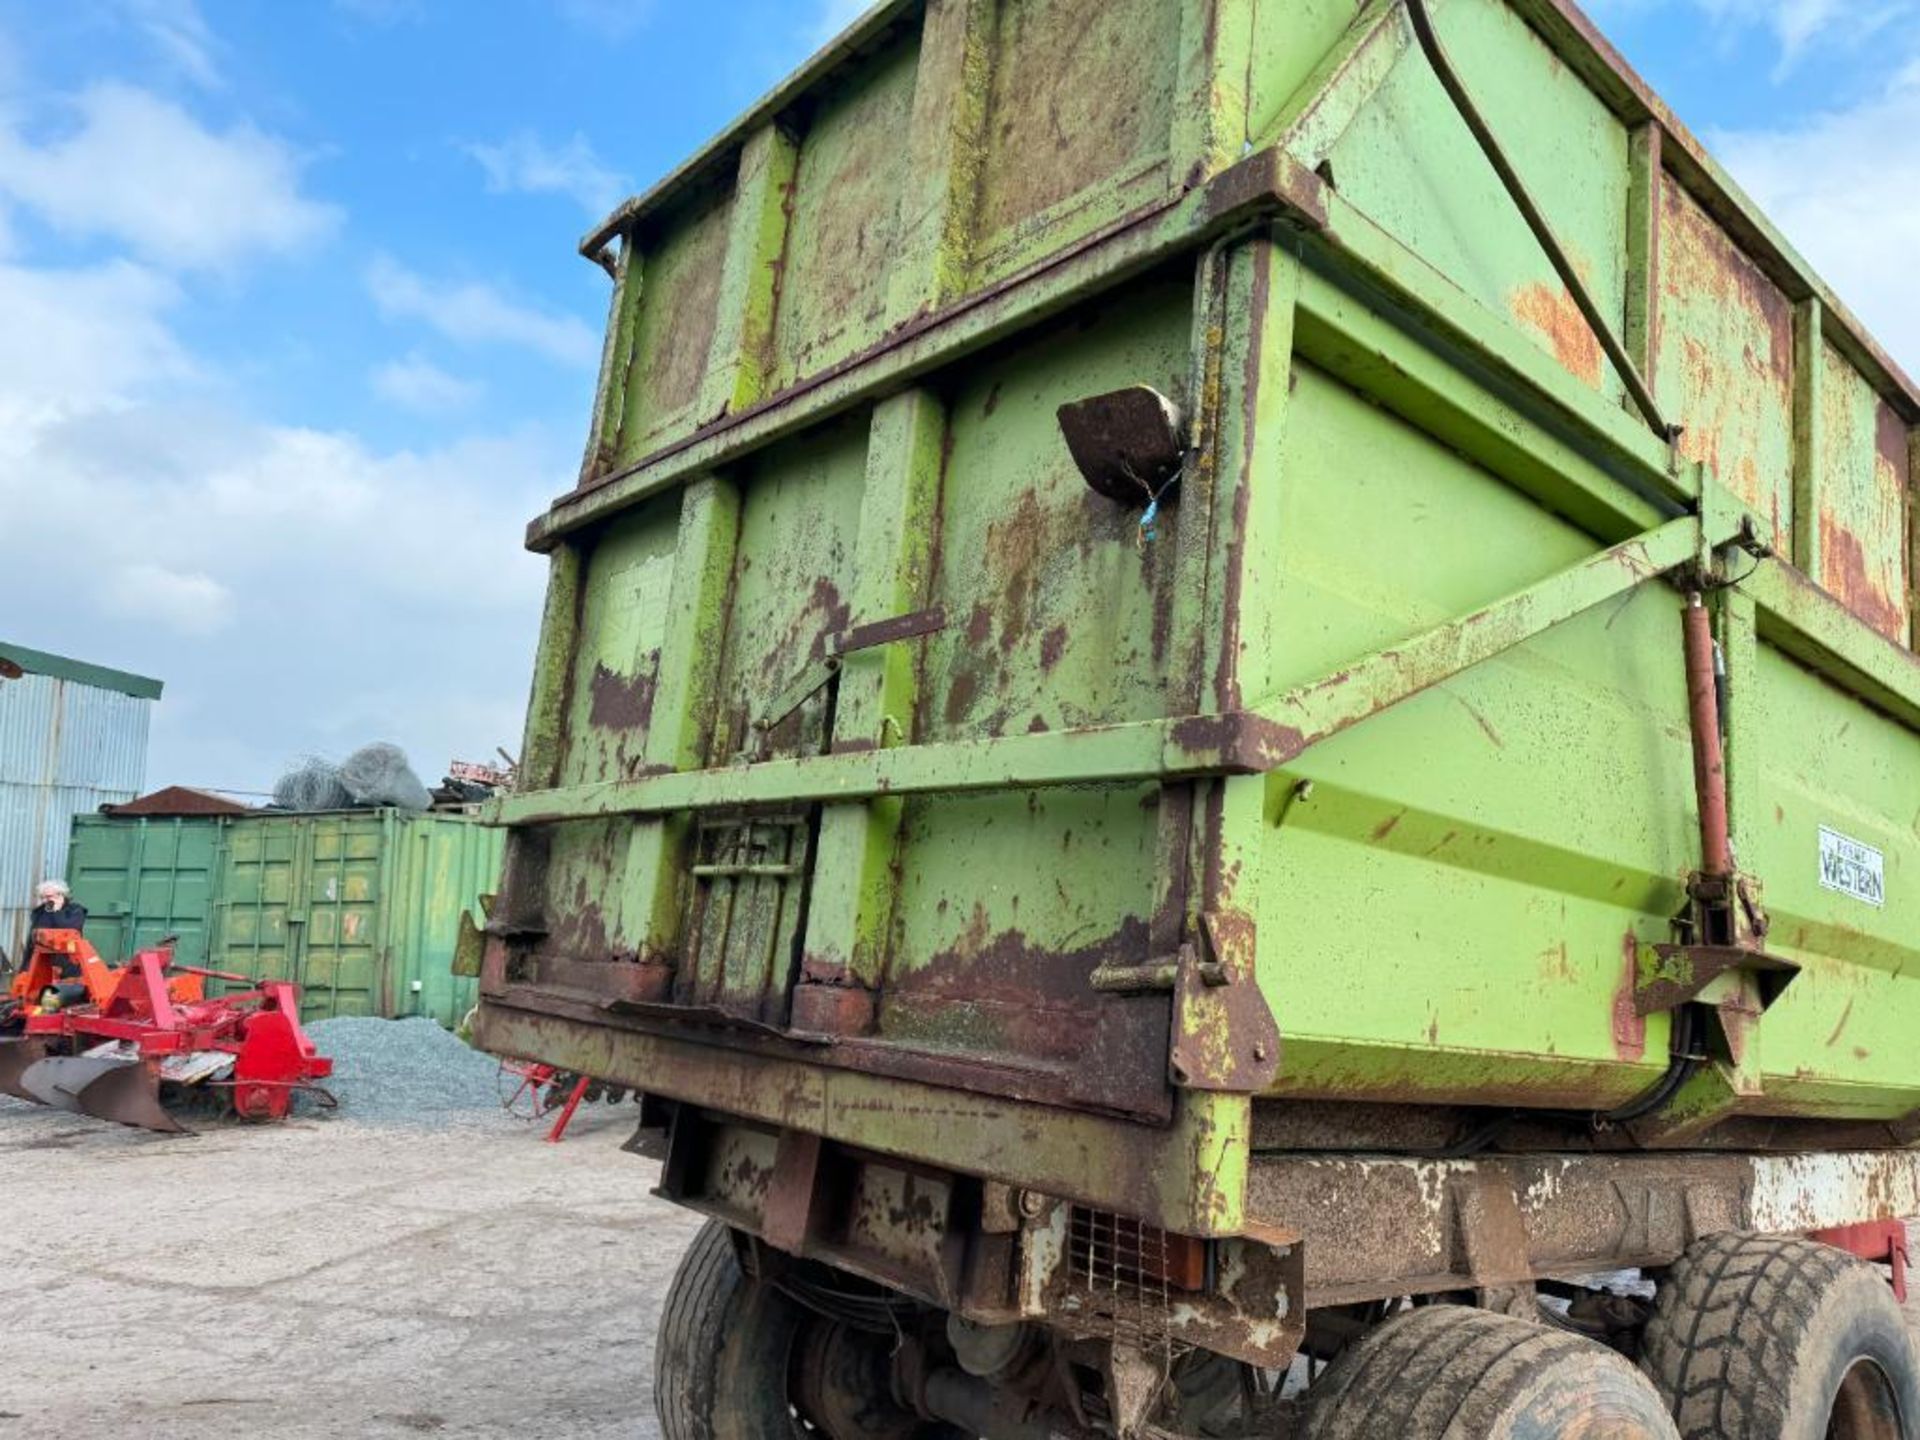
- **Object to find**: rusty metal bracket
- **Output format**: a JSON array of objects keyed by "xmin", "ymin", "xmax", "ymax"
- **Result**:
[
  {"xmin": 1086, "ymin": 917, "xmax": 1280, "ymax": 1093},
  {"xmin": 1635, "ymin": 873, "xmax": 1798, "ymax": 1035},
  {"xmin": 754, "ymin": 607, "xmax": 946, "ymax": 739},
  {"xmin": 1169, "ymin": 915, "xmax": 1282, "ymax": 1093},
  {"xmin": 833, "ymin": 605, "xmax": 948, "ymax": 656},
  {"xmin": 1451, "ymin": 1171, "xmax": 1536, "ymax": 1316},
  {"xmin": 1638, "ymin": 941, "xmax": 1799, "ymax": 1016}
]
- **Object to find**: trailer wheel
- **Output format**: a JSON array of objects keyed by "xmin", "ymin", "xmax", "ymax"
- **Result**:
[
  {"xmin": 655, "ymin": 1220, "xmax": 808, "ymax": 1440},
  {"xmin": 1640, "ymin": 1232, "xmax": 1919, "ymax": 1439},
  {"xmin": 1300, "ymin": 1304, "xmax": 1679, "ymax": 1438},
  {"xmin": 654, "ymin": 1220, "xmax": 934, "ymax": 1440}
]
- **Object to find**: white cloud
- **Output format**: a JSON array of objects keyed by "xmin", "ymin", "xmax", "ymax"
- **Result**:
[
  {"xmin": 0, "ymin": 258, "xmax": 191, "ymax": 429},
  {"xmin": 0, "ymin": 83, "xmax": 339, "ymax": 271},
  {"xmin": 4, "ymin": 393, "xmax": 558, "ymax": 786},
  {"xmin": 114, "ymin": 0, "xmax": 224, "ymax": 89},
  {"xmin": 1764, "ymin": 0, "xmax": 1844, "ymax": 62},
  {"xmin": 366, "ymin": 254, "xmax": 600, "ymax": 367},
  {"xmin": 0, "ymin": 221, "xmax": 560, "ymax": 791},
  {"xmin": 372, "ymin": 353, "xmax": 482, "ymax": 413},
  {"xmin": 464, "ymin": 131, "xmax": 629, "ymax": 216},
  {"xmin": 1710, "ymin": 59, "xmax": 1920, "ymax": 375},
  {"xmin": 99, "ymin": 564, "xmax": 235, "ymax": 636}
]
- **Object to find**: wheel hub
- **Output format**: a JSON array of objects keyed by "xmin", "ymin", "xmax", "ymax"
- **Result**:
[{"xmin": 790, "ymin": 1320, "xmax": 922, "ymax": 1440}]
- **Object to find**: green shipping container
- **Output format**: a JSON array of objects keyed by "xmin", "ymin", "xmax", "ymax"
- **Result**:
[
  {"xmin": 68, "ymin": 809, "xmax": 500, "ymax": 1027},
  {"xmin": 68, "ymin": 815, "xmax": 222, "ymax": 971}
]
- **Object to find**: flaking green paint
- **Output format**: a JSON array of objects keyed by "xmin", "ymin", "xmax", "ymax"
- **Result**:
[{"xmin": 483, "ymin": 0, "xmax": 1920, "ymax": 1227}]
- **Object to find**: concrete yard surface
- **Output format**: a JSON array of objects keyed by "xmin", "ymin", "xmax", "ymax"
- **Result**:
[{"xmin": 0, "ymin": 1095, "xmax": 705, "ymax": 1439}]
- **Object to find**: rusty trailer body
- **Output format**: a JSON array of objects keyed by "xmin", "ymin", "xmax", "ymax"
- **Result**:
[{"xmin": 474, "ymin": 0, "xmax": 1920, "ymax": 1429}]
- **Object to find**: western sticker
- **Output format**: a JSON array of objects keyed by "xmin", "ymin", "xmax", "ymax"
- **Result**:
[{"xmin": 1819, "ymin": 827, "xmax": 1884, "ymax": 908}]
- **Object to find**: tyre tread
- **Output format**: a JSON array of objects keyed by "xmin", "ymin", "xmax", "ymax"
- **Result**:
[
  {"xmin": 1301, "ymin": 1305, "xmax": 1676, "ymax": 1439},
  {"xmin": 655, "ymin": 1220, "xmax": 745, "ymax": 1440},
  {"xmin": 1640, "ymin": 1231, "xmax": 1913, "ymax": 1440}
]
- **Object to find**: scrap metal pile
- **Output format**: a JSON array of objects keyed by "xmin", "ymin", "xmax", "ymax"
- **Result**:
[{"xmin": 0, "ymin": 929, "xmax": 333, "ymax": 1133}]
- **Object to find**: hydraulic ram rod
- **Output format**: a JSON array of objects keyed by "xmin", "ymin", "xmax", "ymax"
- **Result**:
[{"xmin": 1682, "ymin": 592, "xmax": 1733, "ymax": 878}]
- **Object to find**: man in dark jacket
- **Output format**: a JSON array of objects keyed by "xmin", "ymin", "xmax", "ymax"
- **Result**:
[
  {"xmin": 27, "ymin": 880, "xmax": 87, "ymax": 941},
  {"xmin": 19, "ymin": 880, "xmax": 87, "ymax": 977}
]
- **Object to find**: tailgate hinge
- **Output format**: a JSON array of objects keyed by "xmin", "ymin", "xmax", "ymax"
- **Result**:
[{"xmin": 1090, "ymin": 914, "xmax": 1281, "ymax": 1094}]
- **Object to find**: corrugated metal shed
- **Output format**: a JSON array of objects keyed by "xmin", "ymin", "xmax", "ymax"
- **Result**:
[{"xmin": 0, "ymin": 641, "xmax": 160, "ymax": 962}]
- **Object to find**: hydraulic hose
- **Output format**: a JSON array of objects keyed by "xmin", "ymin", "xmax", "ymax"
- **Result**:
[
  {"xmin": 1595, "ymin": 1004, "xmax": 1703, "ymax": 1127},
  {"xmin": 1432, "ymin": 1006, "xmax": 1704, "ymax": 1158}
]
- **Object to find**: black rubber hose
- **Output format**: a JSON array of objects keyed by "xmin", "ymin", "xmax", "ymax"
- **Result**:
[
  {"xmin": 1430, "ymin": 1006, "xmax": 1703, "ymax": 1158},
  {"xmin": 1595, "ymin": 1005, "xmax": 1702, "ymax": 1126}
]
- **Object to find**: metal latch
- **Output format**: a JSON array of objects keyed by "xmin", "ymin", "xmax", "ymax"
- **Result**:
[
  {"xmin": 754, "ymin": 654, "xmax": 841, "ymax": 738},
  {"xmin": 752, "ymin": 606, "xmax": 948, "ymax": 739}
]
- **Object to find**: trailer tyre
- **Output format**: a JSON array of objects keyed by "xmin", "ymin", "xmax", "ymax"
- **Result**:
[
  {"xmin": 1640, "ymin": 1231, "xmax": 1919, "ymax": 1439},
  {"xmin": 1300, "ymin": 1304, "xmax": 1680, "ymax": 1439},
  {"xmin": 654, "ymin": 1220, "xmax": 807, "ymax": 1440}
]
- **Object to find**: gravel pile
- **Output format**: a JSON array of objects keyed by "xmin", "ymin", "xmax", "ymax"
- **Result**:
[{"xmin": 306, "ymin": 1016, "xmax": 513, "ymax": 1131}]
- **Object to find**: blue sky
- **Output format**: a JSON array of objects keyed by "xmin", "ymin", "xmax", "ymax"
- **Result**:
[{"xmin": 0, "ymin": 0, "xmax": 1913, "ymax": 795}]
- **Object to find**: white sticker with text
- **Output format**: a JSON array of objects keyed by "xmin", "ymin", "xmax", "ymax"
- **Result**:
[{"xmin": 1819, "ymin": 827, "xmax": 1884, "ymax": 908}]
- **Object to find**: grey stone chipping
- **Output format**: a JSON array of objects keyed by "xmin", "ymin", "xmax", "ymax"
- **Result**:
[{"xmin": 306, "ymin": 1015, "xmax": 517, "ymax": 1131}]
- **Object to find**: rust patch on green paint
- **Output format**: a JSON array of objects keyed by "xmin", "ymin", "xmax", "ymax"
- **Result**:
[
  {"xmin": 1040, "ymin": 624, "xmax": 1069, "ymax": 671},
  {"xmin": 588, "ymin": 659, "xmax": 658, "ymax": 732},
  {"xmin": 1659, "ymin": 177, "xmax": 1796, "ymax": 549},
  {"xmin": 1826, "ymin": 997, "xmax": 1855, "ymax": 1048},
  {"xmin": 626, "ymin": 195, "xmax": 733, "ymax": 445},
  {"xmin": 1447, "ymin": 691, "xmax": 1505, "ymax": 748},
  {"xmin": 1508, "ymin": 281, "xmax": 1604, "ymax": 389},
  {"xmin": 1820, "ymin": 516, "xmax": 1905, "ymax": 642},
  {"xmin": 973, "ymin": 0, "xmax": 1178, "ymax": 254},
  {"xmin": 1611, "ymin": 933, "xmax": 1647, "ymax": 1064}
]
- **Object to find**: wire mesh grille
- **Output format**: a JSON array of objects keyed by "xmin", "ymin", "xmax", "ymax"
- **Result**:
[
  {"xmin": 1067, "ymin": 1206, "xmax": 1179, "ymax": 1353},
  {"xmin": 1071, "ymin": 1207, "xmax": 1173, "ymax": 1297}
]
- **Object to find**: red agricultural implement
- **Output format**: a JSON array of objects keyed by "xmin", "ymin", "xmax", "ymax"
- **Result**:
[
  {"xmin": 498, "ymin": 1059, "xmax": 629, "ymax": 1143},
  {"xmin": 0, "ymin": 930, "xmax": 333, "ymax": 1134}
]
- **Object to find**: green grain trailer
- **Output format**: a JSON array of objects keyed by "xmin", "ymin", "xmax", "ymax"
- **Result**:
[{"xmin": 472, "ymin": 1, "xmax": 1920, "ymax": 1434}]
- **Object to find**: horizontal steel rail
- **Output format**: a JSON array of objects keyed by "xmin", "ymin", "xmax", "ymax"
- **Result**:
[
  {"xmin": 490, "ymin": 515, "xmax": 1714, "ymax": 826},
  {"xmin": 1252, "ymin": 1148, "xmax": 1920, "ymax": 1308},
  {"xmin": 529, "ymin": 141, "xmax": 1694, "ymax": 554},
  {"xmin": 474, "ymin": 999, "xmax": 1252, "ymax": 1235}
]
